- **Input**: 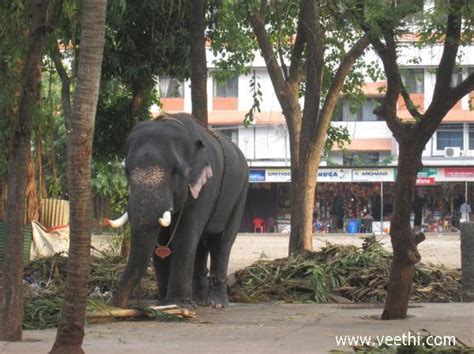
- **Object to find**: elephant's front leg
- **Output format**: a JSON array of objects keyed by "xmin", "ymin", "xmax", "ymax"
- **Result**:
[
  {"xmin": 165, "ymin": 220, "xmax": 201, "ymax": 308},
  {"xmin": 112, "ymin": 228, "xmax": 156, "ymax": 308}
]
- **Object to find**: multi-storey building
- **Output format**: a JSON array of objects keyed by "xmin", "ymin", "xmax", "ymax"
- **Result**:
[{"xmin": 154, "ymin": 29, "xmax": 473, "ymax": 234}]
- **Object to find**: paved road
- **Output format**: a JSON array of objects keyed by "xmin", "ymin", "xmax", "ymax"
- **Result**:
[{"xmin": 2, "ymin": 303, "xmax": 472, "ymax": 353}]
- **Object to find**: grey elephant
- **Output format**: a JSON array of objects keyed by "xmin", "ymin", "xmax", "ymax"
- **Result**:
[{"xmin": 108, "ymin": 113, "xmax": 248, "ymax": 308}]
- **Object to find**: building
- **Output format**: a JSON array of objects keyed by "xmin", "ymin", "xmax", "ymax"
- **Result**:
[{"xmin": 154, "ymin": 17, "xmax": 474, "ymax": 234}]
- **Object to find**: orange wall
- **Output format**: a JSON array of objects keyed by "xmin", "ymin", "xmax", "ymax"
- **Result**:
[
  {"xmin": 161, "ymin": 98, "xmax": 184, "ymax": 112},
  {"xmin": 398, "ymin": 93, "xmax": 424, "ymax": 111},
  {"xmin": 213, "ymin": 97, "xmax": 238, "ymax": 110}
]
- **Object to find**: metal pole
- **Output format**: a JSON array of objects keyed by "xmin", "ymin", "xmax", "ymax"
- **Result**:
[
  {"xmin": 466, "ymin": 181, "xmax": 469, "ymax": 222},
  {"xmin": 380, "ymin": 182, "xmax": 384, "ymax": 236},
  {"xmin": 465, "ymin": 181, "xmax": 468, "ymax": 203}
]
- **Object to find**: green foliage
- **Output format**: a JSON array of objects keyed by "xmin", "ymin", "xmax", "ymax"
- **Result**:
[
  {"xmin": 93, "ymin": 78, "xmax": 157, "ymax": 160},
  {"xmin": 0, "ymin": 0, "xmax": 29, "ymax": 180},
  {"xmin": 91, "ymin": 159, "xmax": 128, "ymax": 214},
  {"xmin": 208, "ymin": 0, "xmax": 259, "ymax": 80},
  {"xmin": 103, "ymin": 0, "xmax": 190, "ymax": 86},
  {"xmin": 244, "ymin": 70, "xmax": 262, "ymax": 127},
  {"xmin": 324, "ymin": 125, "xmax": 351, "ymax": 156}
]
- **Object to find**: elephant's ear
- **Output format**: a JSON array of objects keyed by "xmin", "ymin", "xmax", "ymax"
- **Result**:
[{"xmin": 189, "ymin": 140, "xmax": 213, "ymax": 199}]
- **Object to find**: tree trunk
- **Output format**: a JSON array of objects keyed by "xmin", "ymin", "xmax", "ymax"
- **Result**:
[
  {"xmin": 51, "ymin": 0, "xmax": 107, "ymax": 352},
  {"xmin": 26, "ymin": 157, "xmax": 39, "ymax": 222},
  {"xmin": 0, "ymin": 0, "xmax": 49, "ymax": 341},
  {"xmin": 289, "ymin": 151, "xmax": 319, "ymax": 254},
  {"xmin": 381, "ymin": 141, "xmax": 425, "ymax": 320},
  {"xmin": 129, "ymin": 82, "xmax": 145, "ymax": 127},
  {"xmin": 35, "ymin": 128, "xmax": 47, "ymax": 203},
  {"xmin": 189, "ymin": 0, "xmax": 208, "ymax": 126}
]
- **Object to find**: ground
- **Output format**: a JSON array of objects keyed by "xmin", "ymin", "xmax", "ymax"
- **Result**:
[{"xmin": 1, "ymin": 232, "xmax": 471, "ymax": 354}]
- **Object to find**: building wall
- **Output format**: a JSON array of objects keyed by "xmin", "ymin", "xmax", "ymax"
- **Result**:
[{"xmin": 159, "ymin": 43, "xmax": 474, "ymax": 168}]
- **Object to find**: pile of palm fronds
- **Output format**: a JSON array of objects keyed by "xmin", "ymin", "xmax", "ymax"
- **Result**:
[
  {"xmin": 229, "ymin": 236, "xmax": 461, "ymax": 304},
  {"xmin": 23, "ymin": 250, "xmax": 163, "ymax": 329},
  {"xmin": 24, "ymin": 252, "xmax": 157, "ymax": 300}
]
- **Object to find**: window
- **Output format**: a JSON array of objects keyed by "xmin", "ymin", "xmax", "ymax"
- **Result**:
[
  {"xmin": 332, "ymin": 101, "xmax": 343, "ymax": 121},
  {"xmin": 159, "ymin": 77, "xmax": 184, "ymax": 98},
  {"xmin": 219, "ymin": 127, "xmax": 238, "ymax": 145},
  {"xmin": 469, "ymin": 124, "xmax": 474, "ymax": 150},
  {"xmin": 436, "ymin": 124, "xmax": 464, "ymax": 150},
  {"xmin": 332, "ymin": 99, "xmax": 384, "ymax": 122},
  {"xmin": 343, "ymin": 152, "xmax": 380, "ymax": 166},
  {"xmin": 451, "ymin": 69, "xmax": 462, "ymax": 87},
  {"xmin": 213, "ymin": 77, "xmax": 238, "ymax": 97},
  {"xmin": 401, "ymin": 69, "xmax": 424, "ymax": 93},
  {"xmin": 361, "ymin": 98, "xmax": 384, "ymax": 121},
  {"xmin": 469, "ymin": 67, "xmax": 474, "ymax": 92}
]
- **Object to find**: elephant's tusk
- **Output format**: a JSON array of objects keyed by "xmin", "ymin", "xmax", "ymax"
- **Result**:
[
  {"xmin": 159, "ymin": 211, "xmax": 172, "ymax": 227},
  {"xmin": 107, "ymin": 212, "xmax": 129, "ymax": 228}
]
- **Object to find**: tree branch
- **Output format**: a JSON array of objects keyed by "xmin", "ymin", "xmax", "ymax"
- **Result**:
[
  {"xmin": 301, "ymin": 0, "xmax": 324, "ymax": 142},
  {"xmin": 450, "ymin": 73, "xmax": 474, "ymax": 104},
  {"xmin": 421, "ymin": 2, "xmax": 463, "ymax": 133},
  {"xmin": 317, "ymin": 35, "xmax": 370, "ymax": 137},
  {"xmin": 248, "ymin": 4, "xmax": 289, "ymax": 107},
  {"xmin": 399, "ymin": 81, "xmax": 422, "ymax": 119},
  {"xmin": 288, "ymin": 5, "xmax": 306, "ymax": 89}
]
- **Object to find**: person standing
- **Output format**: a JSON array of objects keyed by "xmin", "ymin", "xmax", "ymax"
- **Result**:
[
  {"xmin": 460, "ymin": 199, "xmax": 472, "ymax": 223},
  {"xmin": 413, "ymin": 193, "xmax": 425, "ymax": 229}
]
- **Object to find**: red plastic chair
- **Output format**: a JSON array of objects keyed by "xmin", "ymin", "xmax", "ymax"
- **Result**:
[{"xmin": 252, "ymin": 218, "xmax": 266, "ymax": 233}]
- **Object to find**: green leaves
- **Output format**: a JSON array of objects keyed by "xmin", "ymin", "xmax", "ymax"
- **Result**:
[
  {"xmin": 324, "ymin": 125, "xmax": 351, "ymax": 156},
  {"xmin": 244, "ymin": 70, "xmax": 262, "ymax": 127},
  {"xmin": 91, "ymin": 159, "xmax": 128, "ymax": 213}
]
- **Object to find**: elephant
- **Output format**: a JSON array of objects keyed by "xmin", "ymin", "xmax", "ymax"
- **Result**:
[{"xmin": 109, "ymin": 112, "xmax": 249, "ymax": 309}]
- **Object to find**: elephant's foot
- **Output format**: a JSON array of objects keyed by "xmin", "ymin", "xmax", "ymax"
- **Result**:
[
  {"xmin": 163, "ymin": 297, "xmax": 197, "ymax": 310},
  {"xmin": 193, "ymin": 275, "xmax": 210, "ymax": 306},
  {"xmin": 112, "ymin": 291, "xmax": 129, "ymax": 309},
  {"xmin": 209, "ymin": 277, "xmax": 228, "ymax": 308}
]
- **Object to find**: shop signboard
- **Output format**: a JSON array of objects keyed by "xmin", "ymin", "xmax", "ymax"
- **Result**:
[
  {"xmin": 416, "ymin": 177, "xmax": 436, "ymax": 185},
  {"xmin": 352, "ymin": 168, "xmax": 394, "ymax": 182},
  {"xmin": 417, "ymin": 168, "xmax": 437, "ymax": 178},
  {"xmin": 249, "ymin": 169, "xmax": 265, "ymax": 183},
  {"xmin": 265, "ymin": 169, "xmax": 291, "ymax": 182},
  {"xmin": 317, "ymin": 169, "xmax": 352, "ymax": 182},
  {"xmin": 416, "ymin": 168, "xmax": 437, "ymax": 185},
  {"xmin": 440, "ymin": 167, "xmax": 474, "ymax": 181}
]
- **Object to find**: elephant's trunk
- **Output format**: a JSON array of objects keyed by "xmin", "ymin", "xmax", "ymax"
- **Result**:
[{"xmin": 112, "ymin": 227, "xmax": 156, "ymax": 308}]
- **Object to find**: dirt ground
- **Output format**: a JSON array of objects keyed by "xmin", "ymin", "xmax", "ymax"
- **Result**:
[
  {"xmin": 1, "ymin": 232, "xmax": 470, "ymax": 354},
  {"xmin": 228, "ymin": 232, "xmax": 461, "ymax": 273}
]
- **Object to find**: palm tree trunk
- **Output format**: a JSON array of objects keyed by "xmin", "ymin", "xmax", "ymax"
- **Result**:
[
  {"xmin": 50, "ymin": 0, "xmax": 107, "ymax": 352},
  {"xmin": 189, "ymin": 0, "xmax": 208, "ymax": 126},
  {"xmin": 0, "ymin": 0, "xmax": 49, "ymax": 341}
]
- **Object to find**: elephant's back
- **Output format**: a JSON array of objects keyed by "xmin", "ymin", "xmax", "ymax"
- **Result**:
[{"xmin": 203, "ymin": 130, "xmax": 248, "ymax": 233}]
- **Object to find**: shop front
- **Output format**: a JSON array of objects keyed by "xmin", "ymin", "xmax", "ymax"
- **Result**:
[{"xmin": 242, "ymin": 166, "xmax": 473, "ymax": 234}]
